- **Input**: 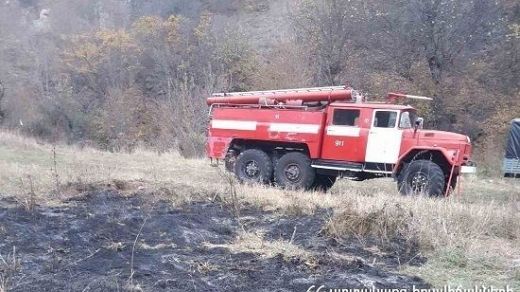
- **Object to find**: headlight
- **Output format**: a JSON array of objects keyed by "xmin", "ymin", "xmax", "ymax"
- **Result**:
[
  {"xmin": 466, "ymin": 136, "xmax": 471, "ymax": 143},
  {"xmin": 447, "ymin": 149, "xmax": 458, "ymax": 159}
]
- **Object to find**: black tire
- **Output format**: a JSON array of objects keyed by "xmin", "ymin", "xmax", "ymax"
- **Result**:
[
  {"xmin": 312, "ymin": 174, "xmax": 337, "ymax": 192},
  {"xmin": 448, "ymin": 175, "xmax": 458, "ymax": 193},
  {"xmin": 274, "ymin": 152, "xmax": 315, "ymax": 190},
  {"xmin": 234, "ymin": 149, "xmax": 273, "ymax": 184},
  {"xmin": 224, "ymin": 159, "xmax": 234, "ymax": 173},
  {"xmin": 398, "ymin": 160, "xmax": 445, "ymax": 197},
  {"xmin": 271, "ymin": 155, "xmax": 280, "ymax": 183},
  {"xmin": 224, "ymin": 150, "xmax": 237, "ymax": 172}
]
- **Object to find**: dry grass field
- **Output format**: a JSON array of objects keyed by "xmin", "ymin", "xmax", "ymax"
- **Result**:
[{"xmin": 0, "ymin": 130, "xmax": 519, "ymax": 290}]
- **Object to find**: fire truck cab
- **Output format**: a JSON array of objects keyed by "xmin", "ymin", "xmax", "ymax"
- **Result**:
[{"xmin": 206, "ymin": 86, "xmax": 476, "ymax": 197}]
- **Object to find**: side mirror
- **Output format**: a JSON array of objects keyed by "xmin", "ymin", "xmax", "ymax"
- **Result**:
[
  {"xmin": 415, "ymin": 117, "xmax": 424, "ymax": 129},
  {"xmin": 414, "ymin": 117, "xmax": 424, "ymax": 135}
]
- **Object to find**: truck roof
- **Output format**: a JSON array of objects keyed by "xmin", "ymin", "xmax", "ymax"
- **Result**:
[{"xmin": 331, "ymin": 102, "xmax": 414, "ymax": 110}]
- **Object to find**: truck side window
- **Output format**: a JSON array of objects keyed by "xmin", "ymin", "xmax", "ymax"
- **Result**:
[
  {"xmin": 374, "ymin": 111, "xmax": 397, "ymax": 128},
  {"xmin": 399, "ymin": 111, "xmax": 412, "ymax": 128},
  {"xmin": 333, "ymin": 109, "xmax": 360, "ymax": 126}
]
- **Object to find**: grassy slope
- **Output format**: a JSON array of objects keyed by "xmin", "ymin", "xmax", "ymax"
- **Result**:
[{"xmin": 0, "ymin": 130, "xmax": 519, "ymax": 288}]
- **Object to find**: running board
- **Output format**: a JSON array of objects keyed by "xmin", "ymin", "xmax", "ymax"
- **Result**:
[
  {"xmin": 311, "ymin": 160, "xmax": 363, "ymax": 172},
  {"xmin": 311, "ymin": 160, "xmax": 394, "ymax": 174}
]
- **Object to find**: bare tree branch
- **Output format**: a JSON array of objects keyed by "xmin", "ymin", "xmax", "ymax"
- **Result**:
[{"xmin": 0, "ymin": 80, "xmax": 5, "ymax": 123}]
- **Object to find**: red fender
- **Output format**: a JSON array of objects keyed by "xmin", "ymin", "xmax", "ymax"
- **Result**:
[
  {"xmin": 394, "ymin": 146, "xmax": 459, "ymax": 175},
  {"xmin": 206, "ymin": 136, "xmax": 234, "ymax": 159}
]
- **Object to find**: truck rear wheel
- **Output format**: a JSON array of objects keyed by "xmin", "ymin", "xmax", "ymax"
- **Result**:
[
  {"xmin": 274, "ymin": 152, "xmax": 315, "ymax": 190},
  {"xmin": 224, "ymin": 150, "xmax": 237, "ymax": 172},
  {"xmin": 398, "ymin": 160, "xmax": 445, "ymax": 197},
  {"xmin": 234, "ymin": 149, "xmax": 273, "ymax": 184},
  {"xmin": 312, "ymin": 174, "xmax": 336, "ymax": 191}
]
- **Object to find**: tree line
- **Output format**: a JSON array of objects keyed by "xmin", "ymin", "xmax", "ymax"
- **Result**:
[{"xmin": 0, "ymin": 0, "xmax": 518, "ymax": 168}]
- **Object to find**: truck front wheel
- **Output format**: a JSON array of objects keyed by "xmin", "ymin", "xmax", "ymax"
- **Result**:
[
  {"xmin": 234, "ymin": 149, "xmax": 273, "ymax": 184},
  {"xmin": 398, "ymin": 160, "xmax": 445, "ymax": 197},
  {"xmin": 274, "ymin": 152, "xmax": 315, "ymax": 190}
]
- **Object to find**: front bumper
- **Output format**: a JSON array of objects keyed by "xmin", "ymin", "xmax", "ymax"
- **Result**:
[{"xmin": 460, "ymin": 161, "xmax": 477, "ymax": 174}]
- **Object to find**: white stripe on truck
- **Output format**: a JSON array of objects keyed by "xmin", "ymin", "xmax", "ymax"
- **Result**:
[
  {"xmin": 211, "ymin": 120, "xmax": 321, "ymax": 134},
  {"xmin": 211, "ymin": 120, "xmax": 257, "ymax": 131},
  {"xmin": 269, "ymin": 123, "xmax": 320, "ymax": 134},
  {"xmin": 326, "ymin": 126, "xmax": 360, "ymax": 137}
]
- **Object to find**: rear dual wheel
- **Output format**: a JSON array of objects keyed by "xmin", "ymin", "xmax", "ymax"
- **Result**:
[
  {"xmin": 234, "ymin": 150, "xmax": 336, "ymax": 191},
  {"xmin": 274, "ymin": 152, "xmax": 316, "ymax": 190},
  {"xmin": 234, "ymin": 149, "xmax": 273, "ymax": 184}
]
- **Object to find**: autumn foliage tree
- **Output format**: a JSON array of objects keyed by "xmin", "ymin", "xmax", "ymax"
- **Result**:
[{"xmin": 0, "ymin": 0, "xmax": 518, "ymax": 166}]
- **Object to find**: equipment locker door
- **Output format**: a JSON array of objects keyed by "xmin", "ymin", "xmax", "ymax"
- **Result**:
[
  {"xmin": 365, "ymin": 110, "xmax": 402, "ymax": 164},
  {"xmin": 321, "ymin": 108, "xmax": 367, "ymax": 162}
]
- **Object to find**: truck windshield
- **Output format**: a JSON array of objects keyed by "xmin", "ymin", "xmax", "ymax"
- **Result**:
[{"xmin": 399, "ymin": 111, "xmax": 417, "ymax": 129}]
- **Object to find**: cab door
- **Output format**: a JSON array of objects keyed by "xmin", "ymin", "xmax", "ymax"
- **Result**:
[
  {"xmin": 321, "ymin": 107, "xmax": 367, "ymax": 162},
  {"xmin": 365, "ymin": 110, "xmax": 402, "ymax": 164}
]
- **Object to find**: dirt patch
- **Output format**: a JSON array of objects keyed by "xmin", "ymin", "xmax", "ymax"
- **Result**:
[{"xmin": 0, "ymin": 190, "xmax": 428, "ymax": 291}]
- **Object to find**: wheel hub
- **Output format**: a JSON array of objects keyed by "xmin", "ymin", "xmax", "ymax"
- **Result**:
[
  {"xmin": 410, "ymin": 172, "xmax": 428, "ymax": 192},
  {"xmin": 284, "ymin": 164, "xmax": 301, "ymax": 182},
  {"xmin": 244, "ymin": 160, "xmax": 260, "ymax": 178}
]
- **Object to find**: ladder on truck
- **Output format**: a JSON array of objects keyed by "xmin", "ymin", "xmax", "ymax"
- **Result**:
[
  {"xmin": 212, "ymin": 86, "xmax": 349, "ymax": 97},
  {"xmin": 210, "ymin": 86, "xmax": 433, "ymax": 106}
]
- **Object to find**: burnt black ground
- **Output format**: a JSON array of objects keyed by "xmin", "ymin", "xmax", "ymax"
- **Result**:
[{"xmin": 0, "ymin": 190, "xmax": 428, "ymax": 291}]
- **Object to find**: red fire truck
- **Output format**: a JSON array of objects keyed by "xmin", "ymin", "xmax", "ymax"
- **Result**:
[{"xmin": 206, "ymin": 86, "xmax": 476, "ymax": 196}]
